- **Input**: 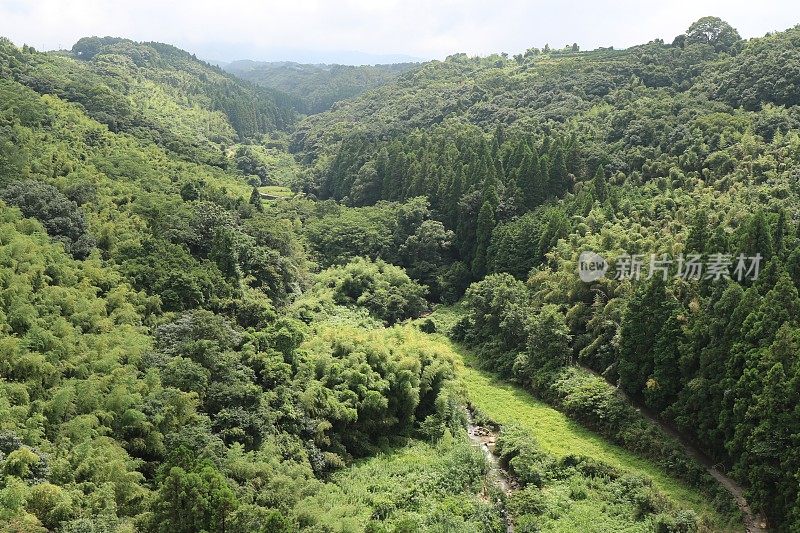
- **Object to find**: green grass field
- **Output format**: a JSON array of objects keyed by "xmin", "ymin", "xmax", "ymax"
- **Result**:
[
  {"xmin": 260, "ymin": 185, "xmax": 294, "ymax": 198},
  {"xmin": 421, "ymin": 305, "xmax": 736, "ymax": 527},
  {"xmin": 443, "ymin": 337, "xmax": 738, "ymax": 531},
  {"xmin": 295, "ymin": 437, "xmax": 502, "ymax": 532}
]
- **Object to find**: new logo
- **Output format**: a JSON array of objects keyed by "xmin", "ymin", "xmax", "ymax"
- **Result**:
[{"xmin": 578, "ymin": 251, "xmax": 608, "ymax": 282}]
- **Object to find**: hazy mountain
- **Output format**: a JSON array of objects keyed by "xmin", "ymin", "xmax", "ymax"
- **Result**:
[{"xmin": 225, "ymin": 59, "xmax": 419, "ymax": 114}]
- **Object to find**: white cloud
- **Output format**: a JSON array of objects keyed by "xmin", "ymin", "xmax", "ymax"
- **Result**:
[{"xmin": 0, "ymin": 0, "xmax": 798, "ymax": 63}]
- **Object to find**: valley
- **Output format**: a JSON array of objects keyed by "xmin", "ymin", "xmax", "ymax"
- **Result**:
[{"xmin": 1, "ymin": 13, "xmax": 800, "ymax": 532}]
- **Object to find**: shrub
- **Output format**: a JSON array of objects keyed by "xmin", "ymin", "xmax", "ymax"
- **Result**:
[
  {"xmin": 314, "ymin": 257, "xmax": 428, "ymax": 324},
  {"xmin": 1, "ymin": 180, "xmax": 95, "ymax": 258}
]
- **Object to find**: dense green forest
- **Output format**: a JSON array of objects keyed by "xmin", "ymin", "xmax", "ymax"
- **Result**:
[
  {"xmin": 224, "ymin": 61, "xmax": 416, "ymax": 114},
  {"xmin": 0, "ymin": 36, "xmax": 479, "ymax": 531},
  {"xmin": 2, "ymin": 36, "xmax": 296, "ymax": 168},
  {"xmin": 288, "ymin": 16, "xmax": 800, "ymax": 530},
  {"xmin": 1, "ymin": 15, "xmax": 799, "ymax": 532}
]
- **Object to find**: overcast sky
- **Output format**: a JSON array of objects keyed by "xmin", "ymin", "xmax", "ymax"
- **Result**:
[{"xmin": 1, "ymin": 0, "xmax": 798, "ymax": 64}]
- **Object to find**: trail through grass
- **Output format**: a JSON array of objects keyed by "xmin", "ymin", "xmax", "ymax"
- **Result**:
[{"xmin": 435, "ymin": 334, "xmax": 736, "ymax": 530}]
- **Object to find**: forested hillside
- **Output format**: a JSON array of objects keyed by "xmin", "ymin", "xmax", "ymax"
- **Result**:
[
  {"xmin": 225, "ymin": 60, "xmax": 416, "ymax": 114},
  {"xmin": 0, "ymin": 36, "xmax": 488, "ymax": 531},
  {"xmin": 288, "ymin": 17, "xmax": 800, "ymax": 530},
  {"xmin": 1, "ymin": 36, "xmax": 295, "ymax": 167},
  {"xmin": 1, "ymin": 14, "xmax": 799, "ymax": 532}
]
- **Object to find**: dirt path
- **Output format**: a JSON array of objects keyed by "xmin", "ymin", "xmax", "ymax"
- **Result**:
[{"xmin": 579, "ymin": 365, "xmax": 768, "ymax": 533}]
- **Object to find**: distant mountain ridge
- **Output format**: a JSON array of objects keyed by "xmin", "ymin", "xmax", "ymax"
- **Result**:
[
  {"xmin": 191, "ymin": 42, "xmax": 425, "ymax": 66},
  {"xmin": 225, "ymin": 59, "xmax": 418, "ymax": 114}
]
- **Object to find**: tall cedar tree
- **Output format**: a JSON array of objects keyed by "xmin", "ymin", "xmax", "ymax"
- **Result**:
[{"xmin": 472, "ymin": 200, "xmax": 496, "ymax": 278}]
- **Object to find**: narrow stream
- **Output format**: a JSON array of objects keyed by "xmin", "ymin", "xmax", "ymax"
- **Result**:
[{"xmin": 465, "ymin": 406, "xmax": 515, "ymax": 532}]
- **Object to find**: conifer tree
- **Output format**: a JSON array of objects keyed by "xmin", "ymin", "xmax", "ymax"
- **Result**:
[
  {"xmin": 742, "ymin": 210, "xmax": 774, "ymax": 260},
  {"xmin": 591, "ymin": 166, "xmax": 608, "ymax": 203},
  {"xmin": 375, "ymin": 147, "xmax": 389, "ymax": 199},
  {"xmin": 743, "ymin": 271, "xmax": 800, "ymax": 347},
  {"xmin": 507, "ymin": 140, "xmax": 529, "ymax": 178},
  {"xmin": 774, "ymin": 209, "xmax": 786, "ymax": 257},
  {"xmin": 646, "ymin": 310, "xmax": 682, "ymax": 410},
  {"xmin": 548, "ymin": 144, "xmax": 569, "ymax": 198},
  {"xmin": 536, "ymin": 208, "xmax": 569, "ymax": 263},
  {"xmin": 447, "ymin": 166, "xmax": 464, "ymax": 228},
  {"xmin": 249, "ymin": 186, "xmax": 263, "ymax": 212},
  {"xmin": 619, "ymin": 276, "xmax": 673, "ymax": 398},
  {"xmin": 472, "ymin": 200, "xmax": 495, "ymax": 278},
  {"xmin": 518, "ymin": 149, "xmax": 544, "ymax": 211},
  {"xmin": 685, "ymin": 209, "xmax": 709, "ymax": 254}
]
